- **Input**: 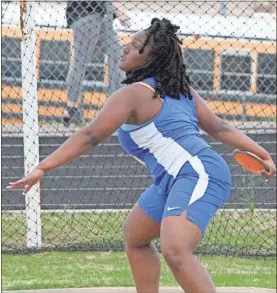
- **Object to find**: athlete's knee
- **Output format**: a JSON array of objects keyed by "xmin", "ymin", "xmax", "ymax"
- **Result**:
[
  {"xmin": 123, "ymin": 218, "xmax": 138, "ymax": 248},
  {"xmin": 161, "ymin": 242, "xmax": 192, "ymax": 272},
  {"xmin": 123, "ymin": 218, "xmax": 153, "ymax": 250},
  {"xmin": 124, "ymin": 230, "xmax": 149, "ymax": 251}
]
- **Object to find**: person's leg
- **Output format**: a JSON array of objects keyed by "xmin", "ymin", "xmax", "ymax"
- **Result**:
[
  {"xmin": 104, "ymin": 17, "xmax": 125, "ymax": 96},
  {"xmin": 161, "ymin": 210, "xmax": 216, "ymax": 293},
  {"xmin": 107, "ymin": 30, "xmax": 125, "ymax": 96},
  {"xmin": 64, "ymin": 13, "xmax": 102, "ymax": 123},
  {"xmin": 124, "ymin": 184, "xmax": 165, "ymax": 293},
  {"xmin": 160, "ymin": 153, "xmax": 231, "ymax": 293},
  {"xmin": 124, "ymin": 204, "xmax": 160, "ymax": 293}
]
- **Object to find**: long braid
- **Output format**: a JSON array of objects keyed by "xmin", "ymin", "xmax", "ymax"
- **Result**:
[{"xmin": 122, "ymin": 18, "xmax": 192, "ymax": 100}]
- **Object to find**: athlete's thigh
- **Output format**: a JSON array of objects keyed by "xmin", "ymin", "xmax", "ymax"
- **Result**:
[
  {"xmin": 160, "ymin": 156, "xmax": 231, "ymax": 251},
  {"xmin": 124, "ymin": 184, "xmax": 166, "ymax": 246},
  {"xmin": 160, "ymin": 176, "xmax": 204, "ymax": 252}
]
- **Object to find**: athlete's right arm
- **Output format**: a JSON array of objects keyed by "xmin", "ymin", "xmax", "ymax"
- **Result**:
[{"xmin": 7, "ymin": 87, "xmax": 137, "ymax": 193}]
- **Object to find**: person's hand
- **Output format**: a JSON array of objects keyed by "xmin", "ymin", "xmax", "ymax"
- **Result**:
[
  {"xmin": 117, "ymin": 12, "xmax": 131, "ymax": 27},
  {"xmin": 6, "ymin": 167, "xmax": 45, "ymax": 193},
  {"xmin": 260, "ymin": 157, "xmax": 276, "ymax": 181}
]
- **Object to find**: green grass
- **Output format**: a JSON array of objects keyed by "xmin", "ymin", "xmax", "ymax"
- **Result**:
[
  {"xmin": 2, "ymin": 210, "xmax": 276, "ymax": 256},
  {"xmin": 2, "ymin": 251, "xmax": 276, "ymax": 291}
]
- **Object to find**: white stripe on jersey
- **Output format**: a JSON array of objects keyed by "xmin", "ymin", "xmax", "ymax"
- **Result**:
[
  {"xmin": 188, "ymin": 155, "xmax": 209, "ymax": 205},
  {"xmin": 130, "ymin": 122, "xmax": 209, "ymax": 205}
]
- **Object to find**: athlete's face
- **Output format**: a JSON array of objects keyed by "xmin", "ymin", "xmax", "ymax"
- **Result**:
[{"xmin": 119, "ymin": 30, "xmax": 153, "ymax": 72}]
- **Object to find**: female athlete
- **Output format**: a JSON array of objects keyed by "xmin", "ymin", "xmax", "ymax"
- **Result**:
[{"xmin": 7, "ymin": 18, "xmax": 276, "ymax": 293}]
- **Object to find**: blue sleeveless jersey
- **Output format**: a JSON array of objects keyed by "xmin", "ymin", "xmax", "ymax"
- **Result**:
[{"xmin": 117, "ymin": 77, "xmax": 212, "ymax": 195}]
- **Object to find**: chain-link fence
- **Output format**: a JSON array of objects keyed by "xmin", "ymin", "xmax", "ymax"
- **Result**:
[{"xmin": 2, "ymin": 1, "xmax": 276, "ymax": 257}]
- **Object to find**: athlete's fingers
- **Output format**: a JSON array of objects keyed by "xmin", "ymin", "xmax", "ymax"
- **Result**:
[
  {"xmin": 6, "ymin": 179, "xmax": 28, "ymax": 189},
  {"xmin": 24, "ymin": 185, "xmax": 33, "ymax": 194},
  {"xmin": 260, "ymin": 170, "xmax": 272, "ymax": 181}
]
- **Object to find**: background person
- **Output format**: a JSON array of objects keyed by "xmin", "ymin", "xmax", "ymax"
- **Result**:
[{"xmin": 64, "ymin": 1, "xmax": 130, "ymax": 125}]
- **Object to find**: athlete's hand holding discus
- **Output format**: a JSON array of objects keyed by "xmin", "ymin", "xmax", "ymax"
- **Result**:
[
  {"xmin": 260, "ymin": 157, "xmax": 276, "ymax": 180},
  {"xmin": 233, "ymin": 149, "xmax": 276, "ymax": 181}
]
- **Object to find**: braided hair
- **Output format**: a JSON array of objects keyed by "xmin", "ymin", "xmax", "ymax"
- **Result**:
[{"xmin": 122, "ymin": 18, "xmax": 192, "ymax": 100}]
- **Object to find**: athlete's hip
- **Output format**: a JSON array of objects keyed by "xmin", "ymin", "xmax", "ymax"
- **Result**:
[
  {"xmin": 151, "ymin": 147, "xmax": 231, "ymax": 197},
  {"xmin": 177, "ymin": 147, "xmax": 231, "ymax": 185}
]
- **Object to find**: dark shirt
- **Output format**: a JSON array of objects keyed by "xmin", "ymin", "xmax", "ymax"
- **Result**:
[{"xmin": 66, "ymin": 1, "xmax": 107, "ymax": 27}]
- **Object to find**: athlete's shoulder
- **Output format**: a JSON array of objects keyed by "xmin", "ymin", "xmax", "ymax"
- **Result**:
[
  {"xmin": 108, "ymin": 83, "xmax": 146, "ymax": 108},
  {"xmin": 113, "ymin": 83, "xmax": 150, "ymax": 96}
]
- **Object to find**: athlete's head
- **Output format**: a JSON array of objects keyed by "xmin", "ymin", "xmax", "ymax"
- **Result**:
[{"xmin": 119, "ymin": 18, "xmax": 192, "ymax": 99}]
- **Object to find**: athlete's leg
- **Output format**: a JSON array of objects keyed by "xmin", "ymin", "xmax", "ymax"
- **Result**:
[
  {"xmin": 124, "ymin": 185, "xmax": 165, "ymax": 293},
  {"xmin": 160, "ymin": 152, "xmax": 231, "ymax": 293},
  {"xmin": 161, "ymin": 210, "xmax": 215, "ymax": 293}
]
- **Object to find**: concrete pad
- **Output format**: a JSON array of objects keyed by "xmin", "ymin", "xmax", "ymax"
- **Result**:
[{"xmin": 3, "ymin": 287, "xmax": 276, "ymax": 293}]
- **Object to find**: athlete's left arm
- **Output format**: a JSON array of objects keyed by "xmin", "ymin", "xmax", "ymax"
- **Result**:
[{"xmin": 190, "ymin": 87, "xmax": 276, "ymax": 179}]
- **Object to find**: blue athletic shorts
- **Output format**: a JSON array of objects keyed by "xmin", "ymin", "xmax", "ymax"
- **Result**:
[{"xmin": 138, "ymin": 148, "xmax": 232, "ymax": 236}]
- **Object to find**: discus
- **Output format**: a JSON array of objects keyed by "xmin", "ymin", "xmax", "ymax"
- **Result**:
[{"xmin": 233, "ymin": 149, "xmax": 269, "ymax": 175}]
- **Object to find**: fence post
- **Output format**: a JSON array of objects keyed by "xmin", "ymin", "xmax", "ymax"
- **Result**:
[
  {"xmin": 105, "ymin": 1, "xmax": 114, "ymax": 90},
  {"xmin": 20, "ymin": 0, "xmax": 41, "ymax": 248}
]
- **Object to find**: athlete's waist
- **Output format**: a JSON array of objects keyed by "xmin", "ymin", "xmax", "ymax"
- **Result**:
[
  {"xmin": 143, "ymin": 145, "xmax": 213, "ymax": 178},
  {"xmin": 119, "ymin": 135, "xmax": 210, "ymax": 156}
]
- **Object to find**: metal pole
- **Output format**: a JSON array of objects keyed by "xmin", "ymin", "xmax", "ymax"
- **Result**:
[
  {"xmin": 105, "ymin": 0, "xmax": 114, "ymax": 92},
  {"xmin": 20, "ymin": 0, "xmax": 41, "ymax": 248}
]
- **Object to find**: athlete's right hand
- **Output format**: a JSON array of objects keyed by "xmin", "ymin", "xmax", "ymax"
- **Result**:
[
  {"xmin": 6, "ymin": 167, "xmax": 45, "ymax": 194},
  {"xmin": 260, "ymin": 157, "xmax": 276, "ymax": 181}
]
